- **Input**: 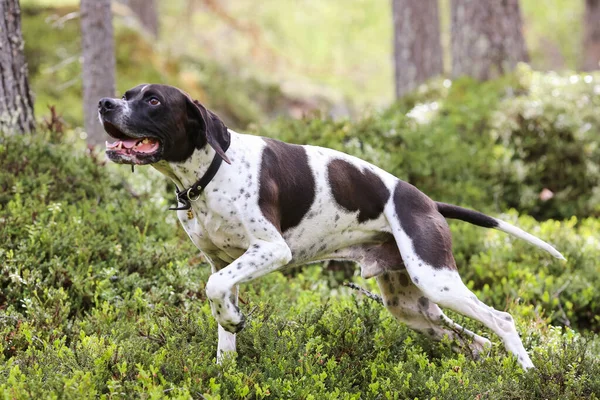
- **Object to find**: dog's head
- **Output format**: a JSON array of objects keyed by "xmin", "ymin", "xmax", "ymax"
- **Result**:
[{"xmin": 99, "ymin": 84, "xmax": 230, "ymax": 165}]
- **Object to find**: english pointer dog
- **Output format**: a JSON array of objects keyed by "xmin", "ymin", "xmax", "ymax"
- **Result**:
[{"xmin": 99, "ymin": 84, "xmax": 565, "ymax": 368}]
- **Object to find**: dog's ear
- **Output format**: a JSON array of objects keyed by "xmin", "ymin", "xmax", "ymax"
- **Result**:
[{"xmin": 186, "ymin": 97, "xmax": 231, "ymax": 164}]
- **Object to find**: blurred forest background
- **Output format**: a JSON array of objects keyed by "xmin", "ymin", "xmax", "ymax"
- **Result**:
[
  {"xmin": 6, "ymin": 0, "xmax": 598, "ymax": 132},
  {"xmin": 1, "ymin": 0, "xmax": 600, "ymax": 398}
]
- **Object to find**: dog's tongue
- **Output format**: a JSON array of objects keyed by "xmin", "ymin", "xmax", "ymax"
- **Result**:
[
  {"xmin": 136, "ymin": 140, "xmax": 159, "ymax": 153},
  {"xmin": 121, "ymin": 139, "xmax": 138, "ymax": 149},
  {"xmin": 106, "ymin": 139, "xmax": 137, "ymax": 149},
  {"xmin": 106, "ymin": 138, "xmax": 160, "ymax": 153}
]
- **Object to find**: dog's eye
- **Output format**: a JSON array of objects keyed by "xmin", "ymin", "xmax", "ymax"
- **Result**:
[{"xmin": 148, "ymin": 97, "xmax": 160, "ymax": 106}]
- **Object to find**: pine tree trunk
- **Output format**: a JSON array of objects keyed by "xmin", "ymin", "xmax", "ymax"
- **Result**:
[
  {"xmin": 451, "ymin": 0, "xmax": 529, "ymax": 80},
  {"xmin": 127, "ymin": 0, "xmax": 159, "ymax": 38},
  {"xmin": 0, "ymin": 0, "xmax": 36, "ymax": 134},
  {"xmin": 583, "ymin": 0, "xmax": 600, "ymax": 70},
  {"xmin": 80, "ymin": 0, "xmax": 116, "ymax": 146},
  {"xmin": 392, "ymin": 0, "xmax": 444, "ymax": 99}
]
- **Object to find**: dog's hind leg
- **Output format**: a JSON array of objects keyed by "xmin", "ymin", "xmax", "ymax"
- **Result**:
[
  {"xmin": 375, "ymin": 270, "xmax": 491, "ymax": 358},
  {"xmin": 386, "ymin": 182, "xmax": 534, "ymax": 369}
]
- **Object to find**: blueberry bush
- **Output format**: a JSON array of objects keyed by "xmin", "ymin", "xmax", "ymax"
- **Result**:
[{"xmin": 1, "ymin": 67, "xmax": 600, "ymax": 398}]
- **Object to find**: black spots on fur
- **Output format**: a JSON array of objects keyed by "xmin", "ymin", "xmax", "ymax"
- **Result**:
[
  {"xmin": 427, "ymin": 328, "xmax": 436, "ymax": 337},
  {"xmin": 258, "ymin": 138, "xmax": 316, "ymax": 233},
  {"xmin": 387, "ymin": 282, "xmax": 396, "ymax": 293},
  {"xmin": 414, "ymin": 276, "xmax": 419, "ymax": 284},
  {"xmin": 398, "ymin": 273, "xmax": 409, "ymax": 287},
  {"xmin": 393, "ymin": 181, "xmax": 457, "ymax": 270},
  {"xmin": 443, "ymin": 286, "xmax": 449, "ymax": 292},
  {"xmin": 335, "ymin": 214, "xmax": 340, "ymax": 222},
  {"xmin": 327, "ymin": 159, "xmax": 390, "ymax": 223},
  {"xmin": 418, "ymin": 297, "xmax": 429, "ymax": 309}
]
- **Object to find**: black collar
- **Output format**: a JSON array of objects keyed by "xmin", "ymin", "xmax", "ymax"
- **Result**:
[{"xmin": 169, "ymin": 149, "xmax": 228, "ymax": 211}]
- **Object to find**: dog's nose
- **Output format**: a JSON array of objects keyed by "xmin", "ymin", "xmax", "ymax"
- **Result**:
[{"xmin": 98, "ymin": 98, "xmax": 117, "ymax": 113}]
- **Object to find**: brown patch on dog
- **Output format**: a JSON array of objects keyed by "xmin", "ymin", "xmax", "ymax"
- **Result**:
[
  {"xmin": 327, "ymin": 159, "xmax": 390, "ymax": 222},
  {"xmin": 329, "ymin": 234, "xmax": 405, "ymax": 279},
  {"xmin": 361, "ymin": 238, "xmax": 404, "ymax": 272},
  {"xmin": 393, "ymin": 181, "xmax": 457, "ymax": 270},
  {"xmin": 259, "ymin": 138, "xmax": 315, "ymax": 232}
]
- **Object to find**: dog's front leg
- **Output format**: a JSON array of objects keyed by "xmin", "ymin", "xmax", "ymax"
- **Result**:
[
  {"xmin": 216, "ymin": 285, "xmax": 238, "ymax": 363},
  {"xmin": 205, "ymin": 240, "xmax": 292, "ymax": 334},
  {"xmin": 205, "ymin": 255, "xmax": 239, "ymax": 363}
]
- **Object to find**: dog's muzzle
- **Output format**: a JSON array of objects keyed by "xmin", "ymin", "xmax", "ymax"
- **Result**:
[{"xmin": 98, "ymin": 98, "xmax": 119, "ymax": 116}]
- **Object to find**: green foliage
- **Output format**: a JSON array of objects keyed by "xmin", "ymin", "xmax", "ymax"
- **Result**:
[
  {"xmin": 520, "ymin": 0, "xmax": 584, "ymax": 70},
  {"xmin": 449, "ymin": 214, "xmax": 600, "ymax": 332},
  {"xmin": 22, "ymin": 6, "xmax": 287, "ymax": 129},
  {"xmin": 257, "ymin": 67, "xmax": 600, "ymax": 220},
  {"xmin": 1, "ymin": 121, "xmax": 599, "ymax": 398}
]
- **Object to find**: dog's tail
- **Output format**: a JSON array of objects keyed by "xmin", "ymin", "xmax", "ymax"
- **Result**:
[{"xmin": 436, "ymin": 202, "xmax": 566, "ymax": 260}]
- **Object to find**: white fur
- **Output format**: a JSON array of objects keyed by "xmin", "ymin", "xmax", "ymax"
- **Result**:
[
  {"xmin": 495, "ymin": 219, "xmax": 565, "ymax": 260},
  {"xmin": 152, "ymin": 129, "xmax": 555, "ymax": 369}
]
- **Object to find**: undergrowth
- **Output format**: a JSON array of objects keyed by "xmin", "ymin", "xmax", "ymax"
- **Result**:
[{"xmin": 1, "ymin": 109, "xmax": 599, "ymax": 398}]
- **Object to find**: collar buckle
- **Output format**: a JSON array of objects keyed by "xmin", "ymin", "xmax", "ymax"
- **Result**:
[{"xmin": 169, "ymin": 150, "xmax": 227, "ymax": 211}]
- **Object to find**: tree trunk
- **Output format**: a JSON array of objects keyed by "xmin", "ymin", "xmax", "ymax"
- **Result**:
[
  {"xmin": 124, "ymin": 0, "xmax": 159, "ymax": 38},
  {"xmin": 80, "ymin": 0, "xmax": 116, "ymax": 146},
  {"xmin": 0, "ymin": 0, "xmax": 36, "ymax": 134},
  {"xmin": 451, "ymin": 0, "xmax": 529, "ymax": 80},
  {"xmin": 392, "ymin": 0, "xmax": 444, "ymax": 99},
  {"xmin": 583, "ymin": 0, "xmax": 600, "ymax": 70}
]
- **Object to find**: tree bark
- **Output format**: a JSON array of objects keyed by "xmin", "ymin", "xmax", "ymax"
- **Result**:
[
  {"xmin": 451, "ymin": 0, "xmax": 529, "ymax": 80},
  {"xmin": 0, "ymin": 0, "xmax": 36, "ymax": 134},
  {"xmin": 80, "ymin": 0, "xmax": 116, "ymax": 146},
  {"xmin": 123, "ymin": 0, "xmax": 159, "ymax": 38},
  {"xmin": 583, "ymin": 0, "xmax": 600, "ymax": 70},
  {"xmin": 392, "ymin": 0, "xmax": 444, "ymax": 99}
]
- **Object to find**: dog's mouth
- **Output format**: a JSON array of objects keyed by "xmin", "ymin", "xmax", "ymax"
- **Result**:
[
  {"xmin": 106, "ymin": 137, "xmax": 161, "ymax": 154},
  {"xmin": 103, "ymin": 122, "xmax": 162, "ymax": 165}
]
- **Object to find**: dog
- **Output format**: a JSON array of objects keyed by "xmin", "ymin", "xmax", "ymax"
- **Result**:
[{"xmin": 99, "ymin": 84, "xmax": 564, "ymax": 369}]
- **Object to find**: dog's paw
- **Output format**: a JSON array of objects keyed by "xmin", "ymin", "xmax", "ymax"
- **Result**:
[{"xmin": 220, "ymin": 313, "xmax": 246, "ymax": 334}]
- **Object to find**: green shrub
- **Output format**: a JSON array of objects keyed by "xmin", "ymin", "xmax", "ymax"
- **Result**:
[
  {"xmin": 491, "ymin": 68, "xmax": 600, "ymax": 220},
  {"xmin": 447, "ymin": 213, "xmax": 600, "ymax": 332},
  {"xmin": 256, "ymin": 67, "xmax": 600, "ymax": 220},
  {"xmin": 1, "ymin": 127, "xmax": 599, "ymax": 398}
]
